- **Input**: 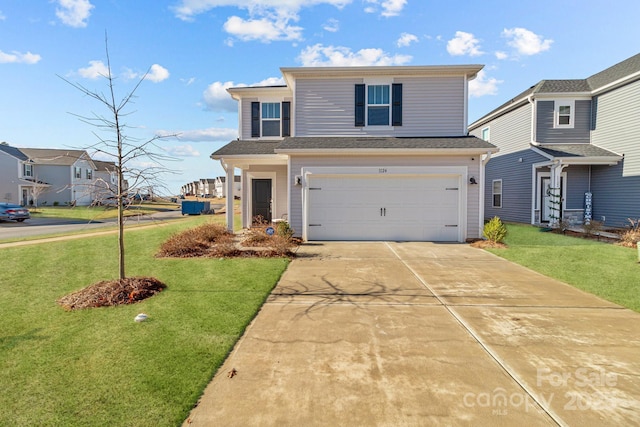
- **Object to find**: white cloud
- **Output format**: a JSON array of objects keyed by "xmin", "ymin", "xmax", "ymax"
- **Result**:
[
  {"xmin": 223, "ymin": 14, "xmax": 303, "ymax": 42},
  {"xmin": 469, "ymin": 70, "xmax": 502, "ymax": 97},
  {"xmin": 0, "ymin": 50, "xmax": 41, "ymax": 64},
  {"xmin": 172, "ymin": 0, "xmax": 351, "ymax": 21},
  {"xmin": 363, "ymin": 0, "xmax": 406, "ymax": 16},
  {"xmin": 172, "ymin": 0, "xmax": 351, "ymax": 43},
  {"xmin": 157, "ymin": 128, "xmax": 238, "ymax": 142},
  {"xmin": 0, "ymin": 10, "xmax": 6, "ymax": 20},
  {"xmin": 164, "ymin": 144, "xmax": 201, "ymax": 157},
  {"xmin": 397, "ymin": 32, "xmax": 418, "ymax": 47},
  {"xmin": 298, "ymin": 44, "xmax": 411, "ymax": 66},
  {"xmin": 495, "ymin": 51, "xmax": 508, "ymax": 60},
  {"xmin": 144, "ymin": 64, "xmax": 170, "ymax": 83},
  {"xmin": 55, "ymin": 0, "xmax": 94, "ymax": 28},
  {"xmin": 77, "ymin": 60, "xmax": 109, "ymax": 79},
  {"xmin": 502, "ymin": 27, "xmax": 553, "ymax": 56},
  {"xmin": 323, "ymin": 18, "xmax": 339, "ymax": 32},
  {"xmin": 202, "ymin": 77, "xmax": 284, "ymax": 111},
  {"xmin": 447, "ymin": 31, "xmax": 483, "ymax": 57}
]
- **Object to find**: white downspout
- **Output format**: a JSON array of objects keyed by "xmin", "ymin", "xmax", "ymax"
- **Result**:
[
  {"xmin": 479, "ymin": 151, "xmax": 492, "ymax": 237},
  {"xmin": 527, "ymin": 95, "xmax": 540, "ymax": 146}
]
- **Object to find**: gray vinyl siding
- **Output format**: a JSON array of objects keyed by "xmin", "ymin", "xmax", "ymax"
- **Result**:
[
  {"xmin": 484, "ymin": 149, "xmax": 548, "ymax": 223},
  {"xmin": 289, "ymin": 155, "xmax": 481, "ymax": 239},
  {"xmin": 591, "ymin": 79, "xmax": 640, "ymax": 176},
  {"xmin": 564, "ymin": 165, "xmax": 591, "ymax": 210},
  {"xmin": 590, "ymin": 162, "xmax": 640, "ymax": 228},
  {"xmin": 536, "ymin": 100, "xmax": 591, "ymax": 144},
  {"xmin": 470, "ymin": 103, "xmax": 532, "ymax": 156},
  {"xmin": 294, "ymin": 76, "xmax": 466, "ymax": 137},
  {"xmin": 36, "ymin": 165, "xmax": 72, "ymax": 205},
  {"xmin": 0, "ymin": 152, "xmax": 19, "ymax": 203}
]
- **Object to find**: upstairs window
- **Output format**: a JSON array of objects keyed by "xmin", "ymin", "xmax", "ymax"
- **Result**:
[
  {"xmin": 355, "ymin": 83, "xmax": 402, "ymax": 127},
  {"xmin": 86, "ymin": 169, "xmax": 93, "ymax": 180},
  {"xmin": 554, "ymin": 100, "xmax": 574, "ymax": 128},
  {"xmin": 251, "ymin": 101, "xmax": 291, "ymax": 138},
  {"xmin": 74, "ymin": 166, "xmax": 82, "ymax": 179},
  {"xmin": 367, "ymin": 85, "xmax": 390, "ymax": 126},
  {"xmin": 481, "ymin": 127, "xmax": 490, "ymax": 142},
  {"xmin": 23, "ymin": 164, "xmax": 33, "ymax": 177}
]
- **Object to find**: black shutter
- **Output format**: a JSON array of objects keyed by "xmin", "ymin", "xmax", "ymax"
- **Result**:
[
  {"xmin": 251, "ymin": 102, "xmax": 260, "ymax": 137},
  {"xmin": 282, "ymin": 101, "xmax": 291, "ymax": 137},
  {"xmin": 355, "ymin": 84, "xmax": 365, "ymax": 127},
  {"xmin": 392, "ymin": 83, "xmax": 402, "ymax": 126}
]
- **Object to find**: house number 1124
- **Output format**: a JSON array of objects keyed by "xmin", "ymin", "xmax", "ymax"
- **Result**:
[{"xmin": 378, "ymin": 168, "xmax": 388, "ymax": 174}]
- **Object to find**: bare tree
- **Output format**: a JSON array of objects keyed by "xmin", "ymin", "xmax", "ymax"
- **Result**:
[{"xmin": 60, "ymin": 34, "xmax": 176, "ymax": 280}]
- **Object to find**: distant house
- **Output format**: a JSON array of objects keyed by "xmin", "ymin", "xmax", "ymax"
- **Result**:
[
  {"xmin": 214, "ymin": 176, "xmax": 241, "ymax": 199},
  {"xmin": 198, "ymin": 178, "xmax": 217, "ymax": 197},
  {"xmin": 92, "ymin": 160, "xmax": 129, "ymax": 202},
  {"xmin": 17, "ymin": 148, "xmax": 97, "ymax": 206},
  {"xmin": 0, "ymin": 144, "xmax": 49, "ymax": 205},
  {"xmin": 469, "ymin": 53, "xmax": 640, "ymax": 228},
  {"xmin": 211, "ymin": 64, "xmax": 496, "ymax": 241}
]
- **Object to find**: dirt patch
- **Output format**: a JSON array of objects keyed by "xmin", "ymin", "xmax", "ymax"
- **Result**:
[
  {"xmin": 470, "ymin": 240, "xmax": 507, "ymax": 249},
  {"xmin": 57, "ymin": 276, "xmax": 166, "ymax": 311}
]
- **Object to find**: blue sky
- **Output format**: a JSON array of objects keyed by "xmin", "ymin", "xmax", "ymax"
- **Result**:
[{"xmin": 1, "ymin": 0, "xmax": 639, "ymax": 194}]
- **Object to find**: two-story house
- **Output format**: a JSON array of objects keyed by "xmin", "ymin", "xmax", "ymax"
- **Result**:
[
  {"xmin": 469, "ymin": 53, "xmax": 639, "ymax": 228},
  {"xmin": 212, "ymin": 65, "xmax": 498, "ymax": 242},
  {"xmin": 213, "ymin": 176, "xmax": 241, "ymax": 199},
  {"xmin": 0, "ymin": 143, "xmax": 49, "ymax": 205}
]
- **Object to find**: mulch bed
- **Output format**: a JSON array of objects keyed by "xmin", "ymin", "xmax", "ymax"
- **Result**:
[{"xmin": 57, "ymin": 277, "xmax": 166, "ymax": 311}]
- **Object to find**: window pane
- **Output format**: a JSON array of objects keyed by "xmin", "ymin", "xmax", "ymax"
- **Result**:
[
  {"xmin": 262, "ymin": 103, "xmax": 280, "ymax": 119},
  {"xmin": 493, "ymin": 181, "xmax": 501, "ymax": 193},
  {"xmin": 558, "ymin": 115, "xmax": 570, "ymax": 125},
  {"xmin": 262, "ymin": 120, "xmax": 280, "ymax": 136},
  {"xmin": 368, "ymin": 85, "xmax": 389, "ymax": 105},
  {"xmin": 559, "ymin": 105, "xmax": 571, "ymax": 115},
  {"xmin": 493, "ymin": 194, "xmax": 501, "ymax": 207},
  {"xmin": 368, "ymin": 106, "xmax": 389, "ymax": 125},
  {"xmin": 482, "ymin": 128, "xmax": 490, "ymax": 141}
]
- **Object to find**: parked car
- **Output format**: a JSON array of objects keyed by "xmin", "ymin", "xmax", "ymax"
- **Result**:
[{"xmin": 0, "ymin": 203, "xmax": 31, "ymax": 222}]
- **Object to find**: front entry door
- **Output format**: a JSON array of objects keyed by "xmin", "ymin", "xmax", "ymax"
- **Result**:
[
  {"xmin": 541, "ymin": 177, "xmax": 563, "ymax": 223},
  {"xmin": 252, "ymin": 179, "xmax": 272, "ymax": 223}
]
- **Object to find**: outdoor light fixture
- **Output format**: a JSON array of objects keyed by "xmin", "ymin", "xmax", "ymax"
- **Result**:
[{"xmin": 469, "ymin": 177, "xmax": 478, "ymax": 185}]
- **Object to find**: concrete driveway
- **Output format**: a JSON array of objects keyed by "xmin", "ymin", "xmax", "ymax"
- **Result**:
[{"xmin": 184, "ymin": 242, "xmax": 640, "ymax": 427}]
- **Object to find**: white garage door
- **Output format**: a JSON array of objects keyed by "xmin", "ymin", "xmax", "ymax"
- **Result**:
[{"xmin": 307, "ymin": 174, "xmax": 461, "ymax": 241}]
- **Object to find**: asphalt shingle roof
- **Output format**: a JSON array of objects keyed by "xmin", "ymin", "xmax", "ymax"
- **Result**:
[
  {"xmin": 535, "ymin": 144, "xmax": 621, "ymax": 159},
  {"xmin": 211, "ymin": 136, "xmax": 496, "ymax": 157},
  {"xmin": 0, "ymin": 144, "xmax": 29, "ymax": 161},
  {"xmin": 20, "ymin": 148, "xmax": 88, "ymax": 166},
  {"xmin": 276, "ymin": 136, "xmax": 496, "ymax": 151}
]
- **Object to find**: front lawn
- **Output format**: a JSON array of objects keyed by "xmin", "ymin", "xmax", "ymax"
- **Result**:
[
  {"xmin": 485, "ymin": 223, "xmax": 640, "ymax": 312},
  {"xmin": 0, "ymin": 216, "xmax": 289, "ymax": 426},
  {"xmin": 30, "ymin": 201, "xmax": 180, "ymax": 221}
]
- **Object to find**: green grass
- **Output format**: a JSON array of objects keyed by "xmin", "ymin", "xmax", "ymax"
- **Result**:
[
  {"xmin": 485, "ymin": 223, "xmax": 640, "ymax": 312},
  {"xmin": 30, "ymin": 201, "xmax": 180, "ymax": 221},
  {"xmin": 0, "ymin": 216, "xmax": 289, "ymax": 426}
]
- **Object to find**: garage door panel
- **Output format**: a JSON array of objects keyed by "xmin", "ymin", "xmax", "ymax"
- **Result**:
[{"xmin": 307, "ymin": 175, "xmax": 461, "ymax": 242}]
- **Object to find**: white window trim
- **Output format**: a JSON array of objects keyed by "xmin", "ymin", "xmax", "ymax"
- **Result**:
[
  {"xmin": 363, "ymin": 78, "xmax": 393, "ymax": 129},
  {"xmin": 259, "ymin": 98, "xmax": 285, "ymax": 140},
  {"xmin": 492, "ymin": 179, "xmax": 502, "ymax": 208},
  {"xmin": 554, "ymin": 100, "xmax": 575, "ymax": 129},
  {"xmin": 23, "ymin": 163, "xmax": 33, "ymax": 178},
  {"xmin": 481, "ymin": 126, "xmax": 490, "ymax": 142}
]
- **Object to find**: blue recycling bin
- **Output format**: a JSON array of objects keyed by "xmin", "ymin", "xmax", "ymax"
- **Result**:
[{"xmin": 181, "ymin": 201, "xmax": 210, "ymax": 215}]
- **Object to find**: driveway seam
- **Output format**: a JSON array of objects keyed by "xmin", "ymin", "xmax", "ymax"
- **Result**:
[{"xmin": 384, "ymin": 242, "xmax": 566, "ymax": 427}]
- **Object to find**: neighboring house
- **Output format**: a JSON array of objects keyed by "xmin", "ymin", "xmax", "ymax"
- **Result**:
[
  {"xmin": 214, "ymin": 176, "xmax": 241, "ymax": 199},
  {"xmin": 200, "ymin": 178, "xmax": 217, "ymax": 197},
  {"xmin": 0, "ymin": 144, "xmax": 49, "ymax": 205},
  {"xmin": 17, "ymin": 148, "xmax": 97, "ymax": 206},
  {"xmin": 92, "ymin": 160, "xmax": 129, "ymax": 201},
  {"xmin": 211, "ymin": 65, "xmax": 497, "ymax": 242},
  {"xmin": 469, "ymin": 53, "xmax": 640, "ymax": 228}
]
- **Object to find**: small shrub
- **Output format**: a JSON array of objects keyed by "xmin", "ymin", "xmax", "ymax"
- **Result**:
[
  {"xmin": 619, "ymin": 218, "xmax": 640, "ymax": 248},
  {"xmin": 483, "ymin": 216, "xmax": 508, "ymax": 243},
  {"xmin": 276, "ymin": 220, "xmax": 295, "ymax": 238},
  {"xmin": 53, "ymin": 201, "xmax": 59, "ymax": 206}
]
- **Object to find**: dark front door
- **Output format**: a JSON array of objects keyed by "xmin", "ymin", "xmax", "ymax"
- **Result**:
[{"xmin": 252, "ymin": 179, "xmax": 272, "ymax": 223}]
